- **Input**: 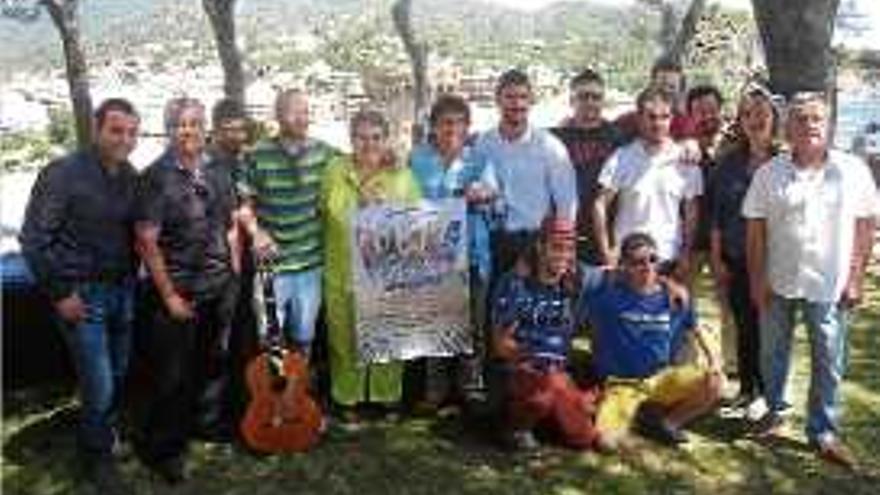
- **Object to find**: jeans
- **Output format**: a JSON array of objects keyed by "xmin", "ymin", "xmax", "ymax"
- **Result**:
[
  {"xmin": 59, "ymin": 281, "xmax": 134, "ymax": 458},
  {"xmin": 761, "ymin": 294, "xmax": 848, "ymax": 442},
  {"xmin": 271, "ymin": 268, "xmax": 323, "ymax": 351}
]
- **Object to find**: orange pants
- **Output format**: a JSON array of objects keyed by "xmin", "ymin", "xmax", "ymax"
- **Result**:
[{"xmin": 508, "ymin": 365, "xmax": 599, "ymax": 449}]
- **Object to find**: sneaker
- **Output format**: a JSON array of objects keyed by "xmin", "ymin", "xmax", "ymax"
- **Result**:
[
  {"xmin": 751, "ymin": 411, "xmax": 785, "ymax": 439},
  {"xmin": 87, "ymin": 459, "xmax": 131, "ymax": 495},
  {"xmin": 815, "ymin": 437, "xmax": 857, "ymax": 470},
  {"xmin": 148, "ymin": 456, "xmax": 186, "ymax": 485}
]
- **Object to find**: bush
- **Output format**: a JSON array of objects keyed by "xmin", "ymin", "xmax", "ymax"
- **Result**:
[{"xmin": 46, "ymin": 106, "xmax": 76, "ymax": 149}]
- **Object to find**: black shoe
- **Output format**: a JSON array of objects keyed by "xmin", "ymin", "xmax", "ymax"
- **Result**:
[
  {"xmin": 635, "ymin": 403, "xmax": 687, "ymax": 447},
  {"xmin": 751, "ymin": 411, "xmax": 785, "ymax": 439},
  {"xmin": 148, "ymin": 456, "xmax": 186, "ymax": 485},
  {"xmin": 194, "ymin": 425, "xmax": 234, "ymax": 444},
  {"xmin": 86, "ymin": 458, "xmax": 131, "ymax": 495}
]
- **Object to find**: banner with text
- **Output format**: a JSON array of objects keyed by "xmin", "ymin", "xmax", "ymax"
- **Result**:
[{"xmin": 351, "ymin": 198, "xmax": 472, "ymax": 364}]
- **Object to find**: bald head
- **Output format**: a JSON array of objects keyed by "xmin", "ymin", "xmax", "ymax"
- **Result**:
[{"xmin": 276, "ymin": 89, "xmax": 310, "ymax": 141}]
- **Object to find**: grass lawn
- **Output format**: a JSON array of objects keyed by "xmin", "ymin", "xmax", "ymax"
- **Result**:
[{"xmin": 3, "ymin": 271, "xmax": 879, "ymax": 495}]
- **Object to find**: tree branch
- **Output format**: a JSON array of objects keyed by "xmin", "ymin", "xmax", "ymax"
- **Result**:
[{"xmin": 392, "ymin": 0, "xmax": 429, "ymax": 134}]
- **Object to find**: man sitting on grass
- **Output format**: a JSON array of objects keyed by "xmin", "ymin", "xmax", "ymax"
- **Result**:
[
  {"xmin": 490, "ymin": 217, "xmax": 600, "ymax": 451},
  {"xmin": 580, "ymin": 232, "xmax": 723, "ymax": 451}
]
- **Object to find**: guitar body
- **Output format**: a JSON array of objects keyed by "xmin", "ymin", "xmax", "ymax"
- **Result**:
[{"xmin": 240, "ymin": 348, "xmax": 323, "ymax": 453}]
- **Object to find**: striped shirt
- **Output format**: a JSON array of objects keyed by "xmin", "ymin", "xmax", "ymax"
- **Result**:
[{"xmin": 243, "ymin": 138, "xmax": 338, "ymax": 274}]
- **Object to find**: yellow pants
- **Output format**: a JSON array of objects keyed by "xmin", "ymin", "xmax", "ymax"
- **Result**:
[{"xmin": 596, "ymin": 365, "xmax": 708, "ymax": 435}]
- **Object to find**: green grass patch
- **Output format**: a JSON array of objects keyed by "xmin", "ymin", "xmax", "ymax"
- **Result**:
[{"xmin": 3, "ymin": 272, "xmax": 879, "ymax": 494}]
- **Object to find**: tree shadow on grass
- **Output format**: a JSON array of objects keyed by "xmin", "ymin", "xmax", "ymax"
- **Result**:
[{"xmin": 2, "ymin": 400, "xmax": 81, "ymax": 495}]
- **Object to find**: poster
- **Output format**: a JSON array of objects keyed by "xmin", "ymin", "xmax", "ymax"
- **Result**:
[{"xmin": 351, "ymin": 198, "xmax": 472, "ymax": 364}]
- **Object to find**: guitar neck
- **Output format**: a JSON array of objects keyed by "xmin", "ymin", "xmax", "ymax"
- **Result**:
[{"xmin": 260, "ymin": 270, "xmax": 285, "ymax": 348}]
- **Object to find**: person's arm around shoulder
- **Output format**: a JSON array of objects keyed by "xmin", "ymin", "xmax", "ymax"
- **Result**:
[{"xmin": 593, "ymin": 150, "xmax": 622, "ymax": 267}]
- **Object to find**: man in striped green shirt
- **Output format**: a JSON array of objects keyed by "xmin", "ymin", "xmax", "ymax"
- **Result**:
[{"xmin": 239, "ymin": 89, "xmax": 338, "ymax": 356}]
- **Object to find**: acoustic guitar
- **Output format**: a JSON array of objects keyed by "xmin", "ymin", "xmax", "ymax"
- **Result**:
[{"xmin": 240, "ymin": 268, "xmax": 323, "ymax": 453}]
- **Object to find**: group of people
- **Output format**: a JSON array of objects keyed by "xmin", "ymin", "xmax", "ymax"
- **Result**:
[{"xmin": 19, "ymin": 58, "xmax": 878, "ymax": 492}]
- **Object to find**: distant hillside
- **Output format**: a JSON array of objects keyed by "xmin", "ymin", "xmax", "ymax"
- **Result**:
[{"xmin": 0, "ymin": 0, "xmax": 644, "ymax": 76}]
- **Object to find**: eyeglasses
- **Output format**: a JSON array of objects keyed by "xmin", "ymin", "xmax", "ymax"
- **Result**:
[
  {"xmin": 624, "ymin": 253, "xmax": 659, "ymax": 268},
  {"xmin": 575, "ymin": 91, "xmax": 603, "ymax": 101}
]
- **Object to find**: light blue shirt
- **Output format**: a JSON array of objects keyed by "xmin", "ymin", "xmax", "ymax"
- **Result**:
[
  {"xmin": 472, "ymin": 125, "xmax": 577, "ymax": 232},
  {"xmin": 410, "ymin": 143, "xmax": 493, "ymax": 282}
]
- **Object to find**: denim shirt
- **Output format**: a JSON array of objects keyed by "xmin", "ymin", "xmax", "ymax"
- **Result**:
[{"xmin": 410, "ymin": 143, "xmax": 492, "ymax": 282}]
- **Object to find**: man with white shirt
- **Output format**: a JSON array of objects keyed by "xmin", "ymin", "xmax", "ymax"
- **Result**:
[
  {"xmin": 593, "ymin": 86, "xmax": 702, "ymax": 280},
  {"xmin": 742, "ymin": 92, "xmax": 878, "ymax": 469},
  {"xmin": 473, "ymin": 68, "xmax": 577, "ymax": 277}
]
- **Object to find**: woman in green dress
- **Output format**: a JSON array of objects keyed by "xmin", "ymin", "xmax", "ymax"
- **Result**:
[{"xmin": 321, "ymin": 109, "xmax": 421, "ymax": 421}]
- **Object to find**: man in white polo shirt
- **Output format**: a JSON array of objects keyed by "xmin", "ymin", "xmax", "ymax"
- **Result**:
[
  {"xmin": 473, "ymin": 68, "xmax": 577, "ymax": 277},
  {"xmin": 593, "ymin": 86, "xmax": 703, "ymax": 280},
  {"xmin": 743, "ymin": 92, "xmax": 878, "ymax": 469}
]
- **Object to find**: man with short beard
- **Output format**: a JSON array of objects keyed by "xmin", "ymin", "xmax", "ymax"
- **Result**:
[
  {"xmin": 593, "ymin": 87, "xmax": 702, "ymax": 281},
  {"xmin": 237, "ymin": 89, "xmax": 339, "ymax": 359},
  {"xmin": 473, "ymin": 69, "xmax": 577, "ymax": 278},
  {"xmin": 21, "ymin": 98, "xmax": 141, "ymax": 494}
]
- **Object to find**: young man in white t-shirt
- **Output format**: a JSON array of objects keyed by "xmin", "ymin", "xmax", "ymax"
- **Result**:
[
  {"xmin": 593, "ymin": 86, "xmax": 703, "ymax": 281},
  {"xmin": 742, "ymin": 92, "xmax": 878, "ymax": 469}
]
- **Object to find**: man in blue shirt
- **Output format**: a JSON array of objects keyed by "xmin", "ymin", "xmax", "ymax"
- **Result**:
[
  {"xmin": 410, "ymin": 94, "xmax": 495, "ymax": 405},
  {"xmin": 580, "ymin": 232, "xmax": 723, "ymax": 450},
  {"xmin": 473, "ymin": 69, "xmax": 577, "ymax": 277},
  {"xmin": 490, "ymin": 217, "xmax": 599, "ymax": 450}
]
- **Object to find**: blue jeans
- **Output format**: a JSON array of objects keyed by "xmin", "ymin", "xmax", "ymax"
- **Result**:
[
  {"xmin": 761, "ymin": 294, "xmax": 848, "ymax": 442},
  {"xmin": 59, "ymin": 281, "xmax": 134, "ymax": 457},
  {"xmin": 271, "ymin": 268, "xmax": 322, "ymax": 350}
]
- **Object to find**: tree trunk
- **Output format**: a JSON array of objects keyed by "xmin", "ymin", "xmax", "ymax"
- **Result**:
[
  {"xmin": 392, "ymin": 0, "xmax": 429, "ymax": 143},
  {"xmin": 203, "ymin": 0, "xmax": 245, "ymax": 106},
  {"xmin": 751, "ymin": 0, "xmax": 840, "ymax": 97},
  {"xmin": 43, "ymin": 0, "xmax": 92, "ymax": 149},
  {"xmin": 664, "ymin": 0, "xmax": 706, "ymax": 64}
]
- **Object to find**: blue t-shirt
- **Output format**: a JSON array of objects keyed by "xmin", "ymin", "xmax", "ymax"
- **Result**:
[
  {"xmin": 577, "ymin": 266, "xmax": 695, "ymax": 379},
  {"xmin": 491, "ymin": 271, "xmax": 575, "ymax": 366}
]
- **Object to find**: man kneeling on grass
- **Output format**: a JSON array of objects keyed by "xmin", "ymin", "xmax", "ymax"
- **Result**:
[
  {"xmin": 581, "ymin": 232, "xmax": 724, "ymax": 450},
  {"xmin": 490, "ymin": 217, "xmax": 600, "ymax": 451}
]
